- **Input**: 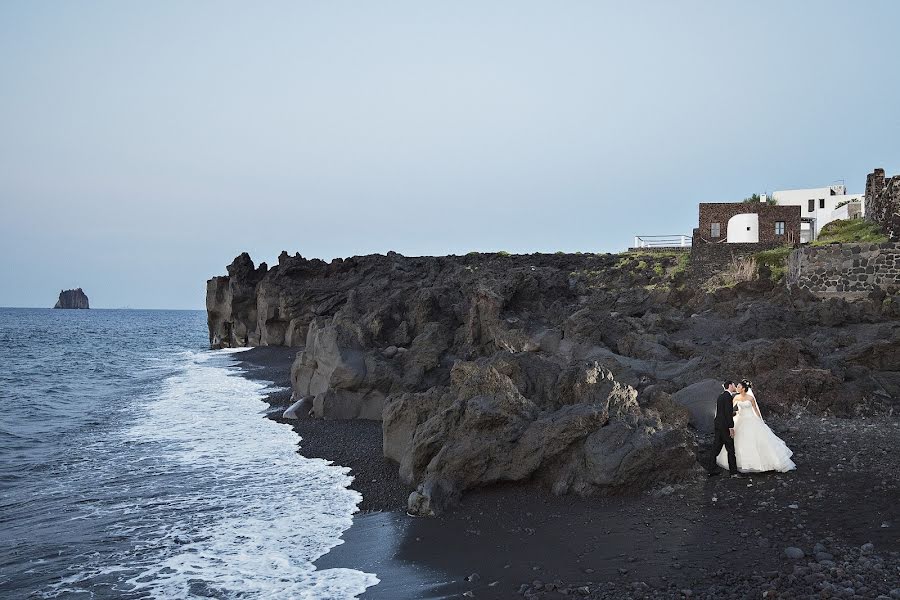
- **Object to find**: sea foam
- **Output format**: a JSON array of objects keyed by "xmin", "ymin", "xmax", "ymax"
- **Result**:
[{"xmin": 45, "ymin": 349, "xmax": 378, "ymax": 599}]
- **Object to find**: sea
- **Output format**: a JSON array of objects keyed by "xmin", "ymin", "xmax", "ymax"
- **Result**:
[{"xmin": 0, "ymin": 308, "xmax": 378, "ymax": 599}]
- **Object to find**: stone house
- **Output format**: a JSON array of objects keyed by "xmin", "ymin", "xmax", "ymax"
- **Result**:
[{"xmin": 692, "ymin": 202, "xmax": 801, "ymax": 246}]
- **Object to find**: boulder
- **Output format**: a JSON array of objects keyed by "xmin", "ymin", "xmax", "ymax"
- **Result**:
[
  {"xmin": 283, "ymin": 395, "xmax": 313, "ymax": 419},
  {"xmin": 385, "ymin": 359, "xmax": 695, "ymax": 514},
  {"xmin": 671, "ymin": 379, "xmax": 724, "ymax": 433}
]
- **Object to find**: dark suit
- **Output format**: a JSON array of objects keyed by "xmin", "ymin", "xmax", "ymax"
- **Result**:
[{"xmin": 708, "ymin": 390, "xmax": 738, "ymax": 474}]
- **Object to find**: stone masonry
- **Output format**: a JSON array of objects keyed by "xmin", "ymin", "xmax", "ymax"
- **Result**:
[
  {"xmin": 865, "ymin": 168, "xmax": 900, "ymax": 241},
  {"xmin": 786, "ymin": 242, "xmax": 900, "ymax": 297},
  {"xmin": 689, "ymin": 241, "xmax": 785, "ymax": 282},
  {"xmin": 693, "ymin": 203, "xmax": 801, "ymax": 245}
]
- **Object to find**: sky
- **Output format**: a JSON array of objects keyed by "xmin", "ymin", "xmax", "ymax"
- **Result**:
[{"xmin": 1, "ymin": 1, "xmax": 899, "ymax": 309}]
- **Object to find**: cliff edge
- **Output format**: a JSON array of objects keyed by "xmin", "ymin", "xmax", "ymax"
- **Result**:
[{"xmin": 207, "ymin": 250, "xmax": 899, "ymax": 513}]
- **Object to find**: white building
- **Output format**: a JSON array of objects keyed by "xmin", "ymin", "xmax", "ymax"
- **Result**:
[{"xmin": 765, "ymin": 184, "xmax": 864, "ymax": 243}]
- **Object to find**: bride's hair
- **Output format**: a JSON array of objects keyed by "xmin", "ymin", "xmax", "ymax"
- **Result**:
[{"xmin": 740, "ymin": 378, "xmax": 753, "ymax": 390}]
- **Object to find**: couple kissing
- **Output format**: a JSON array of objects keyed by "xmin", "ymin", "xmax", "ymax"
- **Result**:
[{"xmin": 707, "ymin": 379, "xmax": 796, "ymax": 477}]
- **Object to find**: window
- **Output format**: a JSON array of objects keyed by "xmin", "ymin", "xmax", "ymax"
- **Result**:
[
  {"xmin": 819, "ymin": 199, "xmax": 825, "ymax": 209},
  {"xmin": 710, "ymin": 222, "xmax": 720, "ymax": 237},
  {"xmin": 808, "ymin": 199, "xmax": 815, "ymax": 212},
  {"xmin": 775, "ymin": 221, "xmax": 785, "ymax": 235}
]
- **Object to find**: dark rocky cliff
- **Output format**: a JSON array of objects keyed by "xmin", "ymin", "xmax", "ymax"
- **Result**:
[
  {"xmin": 207, "ymin": 250, "xmax": 899, "ymax": 513},
  {"xmin": 54, "ymin": 288, "xmax": 89, "ymax": 309}
]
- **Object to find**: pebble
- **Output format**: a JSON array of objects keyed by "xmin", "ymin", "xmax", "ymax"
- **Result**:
[
  {"xmin": 784, "ymin": 547, "xmax": 805, "ymax": 559},
  {"xmin": 861, "ymin": 542, "xmax": 875, "ymax": 554}
]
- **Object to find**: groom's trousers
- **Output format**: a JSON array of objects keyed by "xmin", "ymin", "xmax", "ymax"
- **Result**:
[{"xmin": 709, "ymin": 427, "xmax": 737, "ymax": 474}]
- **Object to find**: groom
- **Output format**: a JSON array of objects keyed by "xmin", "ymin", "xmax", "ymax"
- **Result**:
[{"xmin": 707, "ymin": 380, "xmax": 738, "ymax": 477}]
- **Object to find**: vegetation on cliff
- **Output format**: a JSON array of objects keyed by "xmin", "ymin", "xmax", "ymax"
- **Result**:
[{"xmin": 813, "ymin": 218, "xmax": 888, "ymax": 246}]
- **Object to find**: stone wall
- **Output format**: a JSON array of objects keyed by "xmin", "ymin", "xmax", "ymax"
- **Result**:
[
  {"xmin": 694, "ymin": 203, "xmax": 801, "ymax": 245},
  {"xmin": 786, "ymin": 242, "xmax": 900, "ymax": 297},
  {"xmin": 689, "ymin": 241, "xmax": 785, "ymax": 282},
  {"xmin": 865, "ymin": 168, "xmax": 900, "ymax": 241}
]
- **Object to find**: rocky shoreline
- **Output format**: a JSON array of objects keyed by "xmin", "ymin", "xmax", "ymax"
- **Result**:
[
  {"xmin": 234, "ymin": 347, "xmax": 900, "ymax": 599},
  {"xmin": 235, "ymin": 345, "xmax": 410, "ymax": 512},
  {"xmin": 210, "ymin": 249, "xmax": 899, "ymax": 516}
]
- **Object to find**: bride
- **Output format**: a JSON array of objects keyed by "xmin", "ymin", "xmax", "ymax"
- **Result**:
[{"xmin": 717, "ymin": 379, "xmax": 795, "ymax": 473}]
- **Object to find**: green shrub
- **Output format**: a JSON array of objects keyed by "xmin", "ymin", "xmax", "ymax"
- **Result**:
[
  {"xmin": 703, "ymin": 256, "xmax": 758, "ymax": 290},
  {"xmin": 497, "ymin": 250, "xmax": 511, "ymax": 256},
  {"xmin": 674, "ymin": 253, "xmax": 690, "ymax": 274},
  {"xmin": 812, "ymin": 219, "xmax": 887, "ymax": 246},
  {"xmin": 754, "ymin": 246, "xmax": 793, "ymax": 282}
]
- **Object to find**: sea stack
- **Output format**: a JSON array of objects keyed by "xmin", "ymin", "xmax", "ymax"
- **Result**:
[{"xmin": 54, "ymin": 288, "xmax": 90, "ymax": 309}]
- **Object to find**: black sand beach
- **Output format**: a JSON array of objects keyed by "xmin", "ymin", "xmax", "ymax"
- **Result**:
[{"xmin": 235, "ymin": 347, "xmax": 900, "ymax": 599}]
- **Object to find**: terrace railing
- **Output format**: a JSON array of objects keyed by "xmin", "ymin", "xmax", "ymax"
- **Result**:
[{"xmin": 632, "ymin": 235, "xmax": 692, "ymax": 249}]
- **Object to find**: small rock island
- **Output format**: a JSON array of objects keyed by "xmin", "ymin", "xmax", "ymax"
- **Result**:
[{"xmin": 54, "ymin": 288, "xmax": 90, "ymax": 309}]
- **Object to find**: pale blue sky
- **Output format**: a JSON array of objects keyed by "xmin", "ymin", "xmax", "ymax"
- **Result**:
[{"xmin": 1, "ymin": 1, "xmax": 898, "ymax": 309}]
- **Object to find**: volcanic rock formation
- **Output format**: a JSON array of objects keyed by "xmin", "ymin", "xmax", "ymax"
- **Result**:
[
  {"xmin": 54, "ymin": 288, "xmax": 89, "ymax": 309},
  {"xmin": 207, "ymin": 250, "xmax": 899, "ymax": 512}
]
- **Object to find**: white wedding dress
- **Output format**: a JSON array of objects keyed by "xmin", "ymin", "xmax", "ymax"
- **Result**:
[{"xmin": 717, "ymin": 394, "xmax": 795, "ymax": 473}]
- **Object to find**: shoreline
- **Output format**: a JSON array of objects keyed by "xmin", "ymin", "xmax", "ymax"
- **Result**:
[{"xmin": 232, "ymin": 346, "xmax": 900, "ymax": 599}]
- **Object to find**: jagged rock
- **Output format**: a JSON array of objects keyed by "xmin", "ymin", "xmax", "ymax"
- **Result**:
[
  {"xmin": 54, "ymin": 288, "xmax": 89, "ymax": 309},
  {"xmin": 384, "ymin": 359, "xmax": 695, "ymax": 513},
  {"xmin": 206, "ymin": 250, "xmax": 900, "ymax": 509},
  {"xmin": 206, "ymin": 253, "xmax": 267, "ymax": 348}
]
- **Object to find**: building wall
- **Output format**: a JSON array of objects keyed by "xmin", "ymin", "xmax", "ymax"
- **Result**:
[
  {"xmin": 771, "ymin": 186, "xmax": 864, "ymax": 236},
  {"xmin": 786, "ymin": 242, "xmax": 900, "ymax": 297},
  {"xmin": 865, "ymin": 168, "xmax": 900, "ymax": 242},
  {"xmin": 831, "ymin": 202, "xmax": 862, "ymax": 222},
  {"xmin": 694, "ymin": 203, "xmax": 801, "ymax": 245},
  {"xmin": 727, "ymin": 213, "xmax": 759, "ymax": 243}
]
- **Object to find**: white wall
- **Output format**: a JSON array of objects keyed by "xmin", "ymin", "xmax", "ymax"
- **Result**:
[
  {"xmin": 727, "ymin": 213, "xmax": 759, "ymax": 243},
  {"xmin": 771, "ymin": 185, "xmax": 863, "ymax": 237},
  {"xmin": 831, "ymin": 199, "xmax": 863, "ymax": 221}
]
